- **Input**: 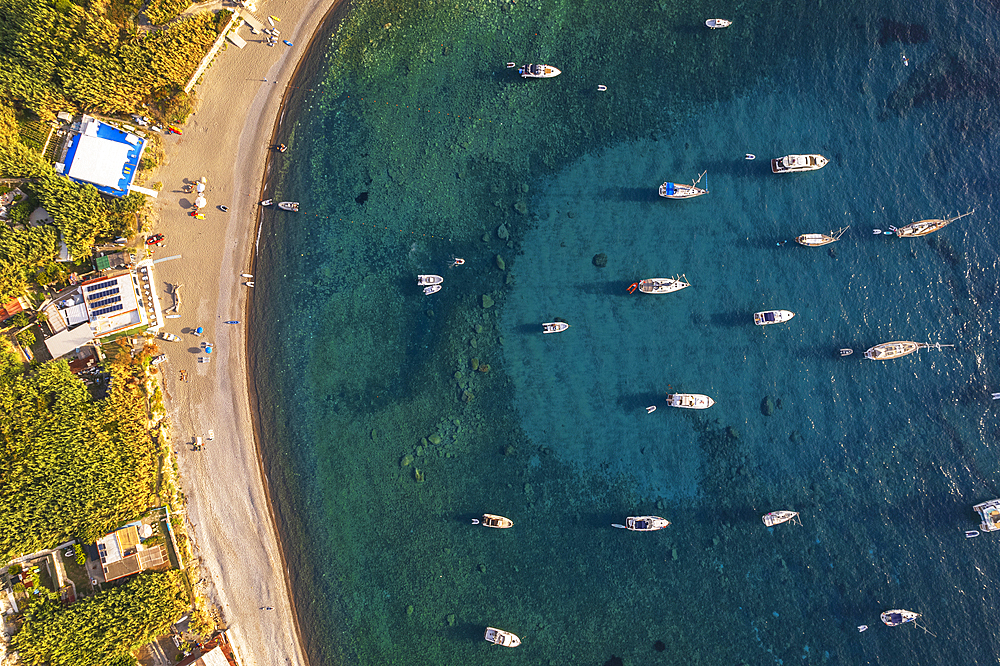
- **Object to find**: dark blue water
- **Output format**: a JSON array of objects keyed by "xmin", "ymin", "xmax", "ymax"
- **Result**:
[{"xmin": 250, "ymin": 1, "xmax": 1000, "ymax": 664}]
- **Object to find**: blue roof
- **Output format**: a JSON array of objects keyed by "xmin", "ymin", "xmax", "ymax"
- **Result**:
[{"xmin": 63, "ymin": 120, "xmax": 145, "ymax": 198}]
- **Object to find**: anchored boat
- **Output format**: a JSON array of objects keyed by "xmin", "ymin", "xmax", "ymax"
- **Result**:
[
  {"xmin": 158, "ymin": 332, "xmax": 181, "ymax": 342},
  {"xmin": 613, "ymin": 516, "xmax": 671, "ymax": 531},
  {"xmin": 771, "ymin": 154, "xmax": 828, "ymax": 173},
  {"xmin": 705, "ymin": 18, "xmax": 732, "ymax": 28},
  {"xmin": 484, "ymin": 627, "xmax": 521, "ymax": 647},
  {"xmin": 666, "ymin": 393, "xmax": 715, "ymax": 409},
  {"xmin": 542, "ymin": 322, "xmax": 569, "ymax": 334},
  {"xmin": 863, "ymin": 341, "xmax": 953, "ymax": 360},
  {"xmin": 277, "ymin": 201, "xmax": 299, "ymax": 211},
  {"xmin": 881, "ymin": 610, "xmax": 920, "ymax": 627},
  {"xmin": 974, "ymin": 499, "xmax": 1000, "ymax": 532},
  {"xmin": 754, "ymin": 310, "xmax": 795, "ymax": 326},
  {"xmin": 417, "ymin": 275, "xmax": 443, "ymax": 286},
  {"xmin": 639, "ymin": 275, "xmax": 690, "ymax": 294},
  {"xmin": 894, "ymin": 209, "xmax": 974, "ymax": 238},
  {"xmin": 762, "ymin": 511, "xmax": 801, "ymax": 527},
  {"xmin": 796, "ymin": 226, "xmax": 849, "ymax": 246},
  {"xmin": 474, "ymin": 514, "xmax": 513, "ymax": 529},
  {"xmin": 518, "ymin": 63, "xmax": 561, "ymax": 78},
  {"xmin": 659, "ymin": 171, "xmax": 708, "ymax": 199}
]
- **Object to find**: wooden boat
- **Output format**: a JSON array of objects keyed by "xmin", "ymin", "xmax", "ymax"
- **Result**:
[
  {"xmin": 762, "ymin": 511, "xmax": 801, "ymax": 527},
  {"xmin": 477, "ymin": 514, "xmax": 513, "ymax": 529},
  {"xmin": 615, "ymin": 516, "xmax": 671, "ymax": 531},
  {"xmin": 484, "ymin": 627, "xmax": 521, "ymax": 647},
  {"xmin": 796, "ymin": 226, "xmax": 849, "ymax": 246},
  {"xmin": 417, "ymin": 275, "xmax": 443, "ymax": 286},
  {"xmin": 881, "ymin": 610, "xmax": 920, "ymax": 627},
  {"xmin": 638, "ymin": 275, "xmax": 690, "ymax": 294},
  {"xmin": 158, "ymin": 332, "xmax": 181, "ymax": 342},
  {"xmin": 973, "ymin": 499, "xmax": 1000, "ymax": 532},
  {"xmin": 542, "ymin": 322, "xmax": 569, "ymax": 334},
  {"xmin": 771, "ymin": 154, "xmax": 828, "ymax": 173},
  {"xmin": 754, "ymin": 310, "xmax": 795, "ymax": 326},
  {"xmin": 277, "ymin": 201, "xmax": 299, "ymax": 211},
  {"xmin": 705, "ymin": 18, "xmax": 732, "ymax": 28},
  {"xmin": 666, "ymin": 393, "xmax": 715, "ymax": 409},
  {"xmin": 518, "ymin": 63, "xmax": 560, "ymax": 78},
  {"xmin": 894, "ymin": 209, "xmax": 974, "ymax": 238},
  {"xmin": 863, "ymin": 341, "xmax": 953, "ymax": 360},
  {"xmin": 659, "ymin": 171, "xmax": 707, "ymax": 199}
]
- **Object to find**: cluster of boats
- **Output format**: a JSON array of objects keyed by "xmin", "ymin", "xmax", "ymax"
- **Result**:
[{"xmin": 260, "ymin": 199, "xmax": 299, "ymax": 211}]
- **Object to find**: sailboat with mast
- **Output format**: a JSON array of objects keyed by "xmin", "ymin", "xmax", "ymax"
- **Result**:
[
  {"xmin": 659, "ymin": 171, "xmax": 708, "ymax": 199},
  {"xmin": 796, "ymin": 226, "xmax": 849, "ymax": 247},
  {"xmin": 894, "ymin": 209, "xmax": 974, "ymax": 238},
  {"xmin": 863, "ymin": 341, "xmax": 954, "ymax": 360}
]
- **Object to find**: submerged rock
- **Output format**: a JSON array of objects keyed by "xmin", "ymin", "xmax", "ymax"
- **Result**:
[
  {"xmin": 428, "ymin": 434, "xmax": 442, "ymax": 445},
  {"xmin": 497, "ymin": 224, "xmax": 509, "ymax": 240},
  {"xmin": 593, "ymin": 252, "xmax": 608, "ymax": 268},
  {"xmin": 400, "ymin": 454, "xmax": 413, "ymax": 467},
  {"xmin": 496, "ymin": 255, "xmax": 505, "ymax": 270},
  {"xmin": 482, "ymin": 294, "xmax": 494, "ymax": 308},
  {"xmin": 761, "ymin": 396, "xmax": 775, "ymax": 416}
]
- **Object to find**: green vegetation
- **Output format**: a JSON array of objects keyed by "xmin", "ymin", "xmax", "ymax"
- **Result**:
[
  {"xmin": 12, "ymin": 570, "xmax": 187, "ymax": 666},
  {"xmin": 0, "ymin": 0, "xmax": 224, "ymax": 120},
  {"xmin": 0, "ymin": 340, "xmax": 159, "ymax": 561},
  {"xmin": 143, "ymin": 0, "xmax": 192, "ymax": 26}
]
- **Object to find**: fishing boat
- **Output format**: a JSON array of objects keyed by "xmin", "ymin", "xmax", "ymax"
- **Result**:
[
  {"xmin": 417, "ymin": 275, "xmax": 443, "ymax": 286},
  {"xmin": 973, "ymin": 499, "xmax": 1000, "ymax": 532},
  {"xmin": 754, "ymin": 310, "xmax": 795, "ymax": 326},
  {"xmin": 484, "ymin": 627, "xmax": 521, "ymax": 647},
  {"xmin": 277, "ymin": 201, "xmax": 299, "ymax": 211},
  {"xmin": 474, "ymin": 514, "xmax": 513, "ymax": 528},
  {"xmin": 518, "ymin": 63, "xmax": 561, "ymax": 78},
  {"xmin": 666, "ymin": 393, "xmax": 715, "ymax": 409},
  {"xmin": 542, "ymin": 322, "xmax": 569, "ymax": 334},
  {"xmin": 638, "ymin": 275, "xmax": 690, "ymax": 294},
  {"xmin": 260, "ymin": 199, "xmax": 273, "ymax": 206},
  {"xmin": 614, "ymin": 516, "xmax": 671, "ymax": 531},
  {"xmin": 158, "ymin": 332, "xmax": 181, "ymax": 342},
  {"xmin": 423, "ymin": 285, "xmax": 442, "ymax": 295},
  {"xmin": 771, "ymin": 154, "xmax": 828, "ymax": 173},
  {"xmin": 863, "ymin": 341, "xmax": 954, "ymax": 360},
  {"xmin": 796, "ymin": 226, "xmax": 849, "ymax": 246},
  {"xmin": 894, "ymin": 209, "xmax": 974, "ymax": 238},
  {"xmin": 762, "ymin": 511, "xmax": 801, "ymax": 527},
  {"xmin": 705, "ymin": 18, "xmax": 732, "ymax": 28},
  {"xmin": 881, "ymin": 610, "xmax": 920, "ymax": 627},
  {"xmin": 659, "ymin": 171, "xmax": 708, "ymax": 199}
]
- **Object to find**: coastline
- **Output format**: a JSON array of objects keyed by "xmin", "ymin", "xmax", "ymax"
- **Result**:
[{"xmin": 150, "ymin": 2, "xmax": 343, "ymax": 665}]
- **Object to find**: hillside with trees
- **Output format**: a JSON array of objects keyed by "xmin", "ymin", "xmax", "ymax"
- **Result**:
[
  {"xmin": 11, "ymin": 570, "xmax": 188, "ymax": 666},
  {"xmin": 0, "ymin": 339, "xmax": 160, "ymax": 561}
]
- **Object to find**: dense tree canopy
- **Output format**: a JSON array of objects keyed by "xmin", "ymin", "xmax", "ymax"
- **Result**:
[
  {"xmin": 0, "ymin": 342, "xmax": 159, "ymax": 560},
  {"xmin": 12, "ymin": 570, "xmax": 188, "ymax": 666}
]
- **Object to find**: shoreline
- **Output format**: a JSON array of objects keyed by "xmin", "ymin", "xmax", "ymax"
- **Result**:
[{"xmin": 149, "ymin": 2, "xmax": 343, "ymax": 665}]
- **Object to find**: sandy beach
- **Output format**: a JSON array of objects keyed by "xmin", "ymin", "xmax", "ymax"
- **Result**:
[{"xmin": 151, "ymin": 2, "xmax": 339, "ymax": 664}]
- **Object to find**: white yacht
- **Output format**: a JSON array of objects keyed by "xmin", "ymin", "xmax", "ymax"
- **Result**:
[
  {"xmin": 484, "ymin": 627, "xmax": 521, "ymax": 647},
  {"xmin": 771, "ymin": 154, "xmax": 828, "ymax": 173},
  {"xmin": 616, "ymin": 516, "xmax": 671, "ymax": 531},
  {"xmin": 705, "ymin": 19, "xmax": 732, "ymax": 28},
  {"xmin": 542, "ymin": 322, "xmax": 569, "ymax": 334},
  {"xmin": 638, "ymin": 275, "xmax": 690, "ymax": 294},
  {"xmin": 659, "ymin": 171, "xmax": 708, "ymax": 199},
  {"xmin": 666, "ymin": 393, "xmax": 714, "ymax": 409},
  {"xmin": 754, "ymin": 310, "xmax": 795, "ymax": 326},
  {"xmin": 863, "ymin": 341, "xmax": 953, "ymax": 360},
  {"xmin": 518, "ymin": 64, "xmax": 560, "ymax": 78},
  {"xmin": 881, "ymin": 610, "xmax": 920, "ymax": 627},
  {"xmin": 974, "ymin": 499, "xmax": 1000, "ymax": 532},
  {"xmin": 762, "ymin": 511, "xmax": 801, "ymax": 527}
]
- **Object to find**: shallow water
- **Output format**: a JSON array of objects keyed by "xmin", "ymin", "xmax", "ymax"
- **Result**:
[{"xmin": 250, "ymin": 0, "xmax": 1000, "ymax": 664}]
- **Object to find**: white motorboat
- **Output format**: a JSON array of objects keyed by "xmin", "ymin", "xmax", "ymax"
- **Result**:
[
  {"xmin": 771, "ymin": 154, "xmax": 828, "ymax": 173},
  {"xmin": 417, "ymin": 275, "xmax": 443, "ymax": 286},
  {"xmin": 638, "ymin": 275, "xmax": 690, "ymax": 294},
  {"xmin": 762, "ymin": 511, "xmax": 801, "ymax": 527},
  {"xmin": 796, "ymin": 226, "xmax": 849, "ymax": 246},
  {"xmin": 542, "ymin": 322, "xmax": 569, "ymax": 334},
  {"xmin": 666, "ymin": 393, "xmax": 714, "ymax": 409},
  {"xmin": 881, "ymin": 610, "xmax": 920, "ymax": 627},
  {"xmin": 894, "ymin": 209, "xmax": 974, "ymax": 238},
  {"xmin": 863, "ymin": 341, "xmax": 953, "ymax": 360},
  {"xmin": 244, "ymin": 281, "xmax": 255, "ymax": 287},
  {"xmin": 705, "ymin": 18, "xmax": 732, "ymax": 28},
  {"xmin": 484, "ymin": 627, "xmax": 521, "ymax": 647},
  {"xmin": 423, "ymin": 284, "xmax": 442, "ymax": 295},
  {"xmin": 260, "ymin": 199, "xmax": 273, "ymax": 206},
  {"xmin": 659, "ymin": 171, "xmax": 708, "ymax": 199},
  {"xmin": 518, "ymin": 63, "xmax": 561, "ymax": 78},
  {"xmin": 754, "ymin": 310, "xmax": 795, "ymax": 326},
  {"xmin": 474, "ymin": 514, "xmax": 513, "ymax": 528},
  {"xmin": 613, "ymin": 516, "xmax": 671, "ymax": 531},
  {"xmin": 277, "ymin": 201, "xmax": 299, "ymax": 211},
  {"xmin": 974, "ymin": 499, "xmax": 1000, "ymax": 532}
]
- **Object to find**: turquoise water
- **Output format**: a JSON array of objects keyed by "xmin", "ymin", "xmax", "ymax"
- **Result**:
[{"xmin": 250, "ymin": 1, "xmax": 1000, "ymax": 664}]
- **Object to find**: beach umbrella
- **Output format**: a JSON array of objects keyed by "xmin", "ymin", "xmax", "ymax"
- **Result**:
[
  {"xmin": 194, "ymin": 196, "xmax": 207, "ymax": 209},
  {"xmin": 195, "ymin": 326, "xmax": 203, "ymax": 336},
  {"xmin": 205, "ymin": 344, "xmax": 213, "ymax": 354}
]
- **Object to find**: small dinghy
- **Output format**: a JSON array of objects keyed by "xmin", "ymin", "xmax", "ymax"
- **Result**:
[
  {"xmin": 473, "ymin": 514, "xmax": 513, "ymax": 528},
  {"xmin": 881, "ymin": 610, "xmax": 920, "ymax": 627},
  {"xmin": 754, "ymin": 310, "xmax": 795, "ymax": 326},
  {"xmin": 762, "ymin": 511, "xmax": 801, "ymax": 527},
  {"xmin": 277, "ymin": 201, "xmax": 299, "ymax": 211},
  {"xmin": 484, "ymin": 627, "xmax": 521, "ymax": 647},
  {"xmin": 417, "ymin": 275, "xmax": 443, "ymax": 286},
  {"xmin": 241, "ymin": 273, "xmax": 253, "ymax": 278},
  {"xmin": 244, "ymin": 281, "xmax": 255, "ymax": 287},
  {"xmin": 745, "ymin": 154, "xmax": 756, "ymax": 160},
  {"xmin": 423, "ymin": 284, "xmax": 442, "ymax": 295},
  {"xmin": 966, "ymin": 530, "xmax": 980, "ymax": 538},
  {"xmin": 840, "ymin": 348, "xmax": 854, "ymax": 356},
  {"xmin": 542, "ymin": 322, "xmax": 569, "ymax": 334},
  {"xmin": 260, "ymin": 199, "xmax": 274, "ymax": 206},
  {"xmin": 518, "ymin": 63, "xmax": 561, "ymax": 78},
  {"xmin": 705, "ymin": 18, "xmax": 732, "ymax": 28},
  {"xmin": 612, "ymin": 516, "xmax": 671, "ymax": 531}
]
